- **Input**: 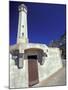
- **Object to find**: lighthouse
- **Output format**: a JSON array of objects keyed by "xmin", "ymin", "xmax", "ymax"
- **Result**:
[
  {"xmin": 10, "ymin": 4, "xmax": 63, "ymax": 88},
  {"xmin": 17, "ymin": 4, "xmax": 28, "ymax": 44}
]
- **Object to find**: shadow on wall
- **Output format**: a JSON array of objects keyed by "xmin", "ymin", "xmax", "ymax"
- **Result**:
[{"xmin": 11, "ymin": 48, "xmax": 48, "ymax": 69}]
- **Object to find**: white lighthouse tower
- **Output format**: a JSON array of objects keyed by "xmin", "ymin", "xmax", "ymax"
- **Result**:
[{"xmin": 17, "ymin": 4, "xmax": 28, "ymax": 44}]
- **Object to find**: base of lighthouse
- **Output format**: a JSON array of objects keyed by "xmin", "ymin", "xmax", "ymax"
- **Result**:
[{"xmin": 9, "ymin": 43, "xmax": 64, "ymax": 88}]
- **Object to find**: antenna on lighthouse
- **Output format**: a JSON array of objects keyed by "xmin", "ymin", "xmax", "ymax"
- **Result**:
[{"xmin": 17, "ymin": 4, "xmax": 28, "ymax": 44}]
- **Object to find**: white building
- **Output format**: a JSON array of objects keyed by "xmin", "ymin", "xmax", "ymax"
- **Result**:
[{"xmin": 10, "ymin": 4, "xmax": 63, "ymax": 88}]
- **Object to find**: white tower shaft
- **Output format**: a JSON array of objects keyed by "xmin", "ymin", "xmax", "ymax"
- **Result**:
[{"xmin": 17, "ymin": 4, "xmax": 28, "ymax": 44}]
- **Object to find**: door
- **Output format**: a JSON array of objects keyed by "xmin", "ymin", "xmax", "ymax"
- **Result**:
[{"xmin": 28, "ymin": 55, "xmax": 39, "ymax": 87}]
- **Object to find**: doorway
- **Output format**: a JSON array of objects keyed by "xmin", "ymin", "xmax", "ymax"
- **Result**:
[{"xmin": 28, "ymin": 55, "xmax": 39, "ymax": 87}]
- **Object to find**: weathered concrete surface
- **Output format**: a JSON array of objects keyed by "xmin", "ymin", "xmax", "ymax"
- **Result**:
[
  {"xmin": 10, "ymin": 48, "xmax": 65, "ymax": 88},
  {"xmin": 32, "ymin": 67, "xmax": 66, "ymax": 87},
  {"xmin": 10, "ymin": 54, "xmax": 28, "ymax": 88},
  {"xmin": 38, "ymin": 48, "xmax": 63, "ymax": 82},
  {"xmin": 33, "ymin": 59, "xmax": 66, "ymax": 87}
]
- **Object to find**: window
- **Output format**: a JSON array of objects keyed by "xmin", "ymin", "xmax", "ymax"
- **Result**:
[
  {"xmin": 22, "ymin": 33, "xmax": 24, "ymax": 36},
  {"xmin": 22, "ymin": 25, "xmax": 24, "ymax": 28}
]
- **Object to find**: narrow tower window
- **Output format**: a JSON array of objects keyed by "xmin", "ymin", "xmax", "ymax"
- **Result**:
[
  {"xmin": 22, "ymin": 33, "xmax": 24, "ymax": 36},
  {"xmin": 22, "ymin": 25, "xmax": 24, "ymax": 28}
]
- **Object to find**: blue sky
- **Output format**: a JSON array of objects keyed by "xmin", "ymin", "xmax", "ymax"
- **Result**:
[{"xmin": 9, "ymin": 1, "xmax": 66, "ymax": 45}]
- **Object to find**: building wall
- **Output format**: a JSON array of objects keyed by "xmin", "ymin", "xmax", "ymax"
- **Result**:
[
  {"xmin": 38, "ymin": 48, "xmax": 63, "ymax": 82},
  {"xmin": 10, "ymin": 54, "xmax": 29, "ymax": 88},
  {"xmin": 10, "ymin": 47, "xmax": 63, "ymax": 88}
]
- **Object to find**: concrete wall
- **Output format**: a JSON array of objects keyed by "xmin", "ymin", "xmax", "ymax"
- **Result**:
[
  {"xmin": 38, "ymin": 48, "xmax": 63, "ymax": 82},
  {"xmin": 10, "ymin": 54, "xmax": 28, "ymax": 88},
  {"xmin": 10, "ymin": 47, "xmax": 63, "ymax": 88}
]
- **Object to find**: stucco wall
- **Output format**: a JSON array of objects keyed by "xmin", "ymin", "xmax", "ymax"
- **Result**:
[
  {"xmin": 10, "ymin": 54, "xmax": 28, "ymax": 88},
  {"xmin": 10, "ymin": 47, "xmax": 63, "ymax": 88},
  {"xmin": 38, "ymin": 48, "xmax": 63, "ymax": 82}
]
